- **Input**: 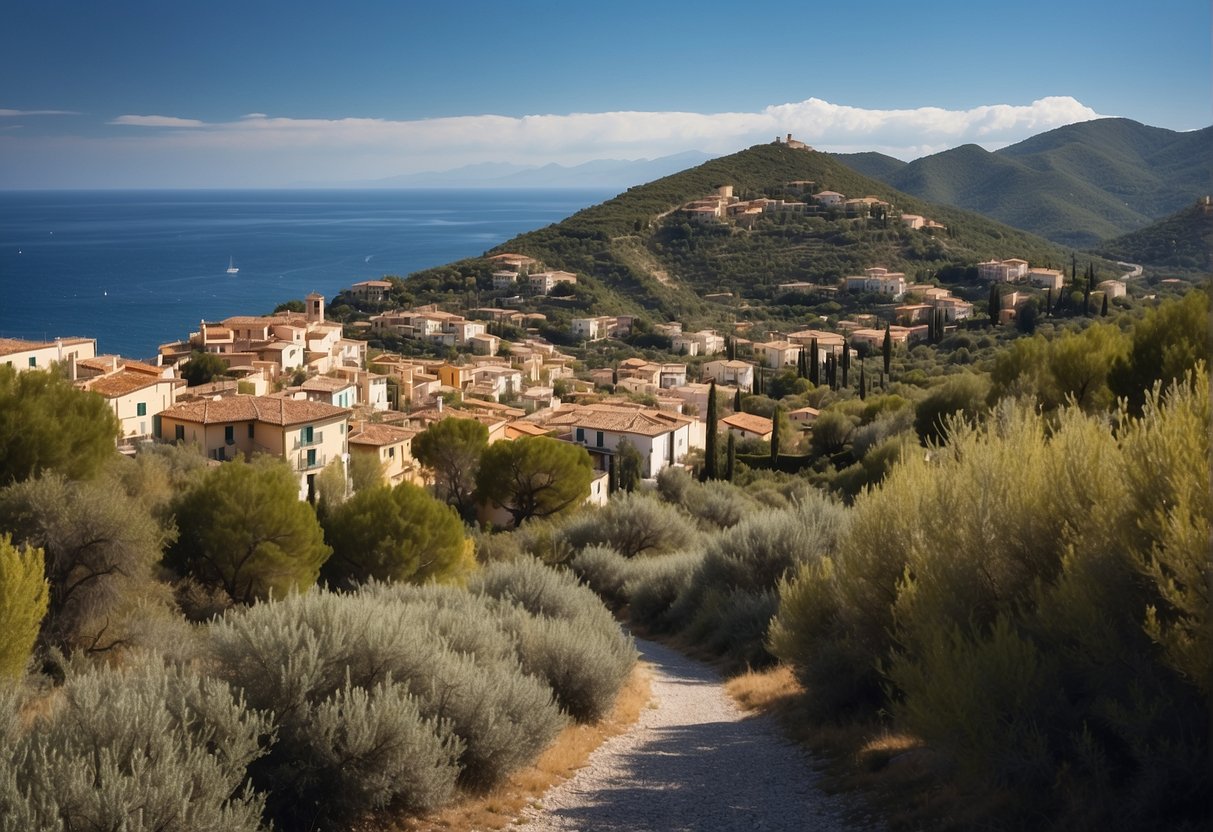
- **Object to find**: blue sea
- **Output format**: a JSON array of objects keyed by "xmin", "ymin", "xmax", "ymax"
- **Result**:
[{"xmin": 0, "ymin": 189, "xmax": 611, "ymax": 360}]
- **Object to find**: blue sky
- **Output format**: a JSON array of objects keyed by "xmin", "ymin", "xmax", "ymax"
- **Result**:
[{"xmin": 2, "ymin": 0, "xmax": 1208, "ymax": 187}]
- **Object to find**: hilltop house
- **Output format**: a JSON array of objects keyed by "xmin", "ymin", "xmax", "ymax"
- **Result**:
[
  {"xmin": 547, "ymin": 403, "xmax": 699, "ymax": 479},
  {"xmin": 0, "ymin": 336, "xmax": 97, "ymax": 373},
  {"xmin": 701, "ymin": 359, "xmax": 755, "ymax": 392}
]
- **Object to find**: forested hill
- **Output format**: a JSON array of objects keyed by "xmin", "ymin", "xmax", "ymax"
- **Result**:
[
  {"xmin": 422, "ymin": 142, "xmax": 1094, "ymax": 325},
  {"xmin": 1096, "ymin": 198, "xmax": 1213, "ymax": 271},
  {"xmin": 832, "ymin": 118, "xmax": 1213, "ymax": 249}
]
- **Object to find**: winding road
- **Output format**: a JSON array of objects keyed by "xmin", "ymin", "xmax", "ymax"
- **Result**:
[{"xmin": 511, "ymin": 638, "xmax": 879, "ymax": 832}]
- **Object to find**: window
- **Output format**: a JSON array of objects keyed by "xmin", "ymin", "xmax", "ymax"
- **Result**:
[
  {"xmin": 175, "ymin": 425, "xmax": 185, "ymax": 441},
  {"xmin": 596, "ymin": 431, "xmax": 604, "ymax": 447},
  {"xmin": 224, "ymin": 425, "xmax": 235, "ymax": 445},
  {"xmin": 576, "ymin": 427, "xmax": 585, "ymax": 443},
  {"xmin": 136, "ymin": 402, "xmax": 147, "ymax": 417},
  {"xmin": 388, "ymin": 447, "xmax": 395, "ymax": 458},
  {"xmin": 248, "ymin": 423, "xmax": 255, "ymax": 439},
  {"xmin": 28, "ymin": 357, "xmax": 36, "ymax": 367},
  {"xmin": 306, "ymin": 449, "xmax": 317, "ymax": 468},
  {"xmin": 302, "ymin": 425, "xmax": 314, "ymax": 445}
]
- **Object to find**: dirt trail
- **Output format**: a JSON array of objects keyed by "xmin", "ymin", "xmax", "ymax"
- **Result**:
[{"xmin": 510, "ymin": 638, "xmax": 879, "ymax": 832}]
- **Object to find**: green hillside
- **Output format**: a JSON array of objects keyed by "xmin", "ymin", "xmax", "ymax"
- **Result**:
[
  {"xmin": 406, "ymin": 143, "xmax": 1094, "ymax": 327},
  {"xmin": 1096, "ymin": 198, "xmax": 1213, "ymax": 271},
  {"xmin": 833, "ymin": 118, "xmax": 1213, "ymax": 249},
  {"xmin": 829, "ymin": 151, "xmax": 906, "ymax": 180}
]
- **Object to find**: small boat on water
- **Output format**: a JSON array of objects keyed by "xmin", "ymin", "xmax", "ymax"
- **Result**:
[{"xmin": 226, "ymin": 256, "xmax": 239, "ymax": 275}]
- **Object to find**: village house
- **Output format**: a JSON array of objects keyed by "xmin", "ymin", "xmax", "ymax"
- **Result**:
[
  {"xmin": 0, "ymin": 336, "xmax": 97, "ymax": 372},
  {"xmin": 74, "ymin": 357, "xmax": 185, "ymax": 444},
  {"xmin": 547, "ymin": 403, "xmax": 699, "ymax": 480},
  {"xmin": 788, "ymin": 406, "xmax": 820, "ymax": 426},
  {"xmin": 347, "ymin": 422, "xmax": 421, "ymax": 487},
  {"xmin": 492, "ymin": 271, "xmax": 519, "ymax": 290},
  {"xmin": 346, "ymin": 280, "xmax": 393, "ymax": 305},
  {"xmin": 528, "ymin": 270, "xmax": 577, "ymax": 295},
  {"xmin": 291, "ymin": 375, "xmax": 358, "ymax": 409},
  {"xmin": 719, "ymin": 412, "xmax": 773, "ymax": 442},
  {"xmin": 701, "ymin": 359, "xmax": 755, "ymax": 392},
  {"xmin": 667, "ymin": 382, "xmax": 734, "ymax": 417},
  {"xmin": 978, "ymin": 259, "xmax": 1030, "ymax": 282},
  {"xmin": 843, "ymin": 267, "xmax": 907, "ymax": 299},
  {"xmin": 671, "ymin": 329, "xmax": 724, "ymax": 357},
  {"xmin": 1027, "ymin": 268, "xmax": 1066, "ymax": 292},
  {"xmin": 157, "ymin": 396, "xmax": 350, "ymax": 501},
  {"xmin": 1097, "ymin": 279, "xmax": 1127, "ymax": 299},
  {"xmin": 812, "ymin": 190, "xmax": 845, "ymax": 208},
  {"xmin": 752, "ymin": 340, "xmax": 801, "ymax": 370}
]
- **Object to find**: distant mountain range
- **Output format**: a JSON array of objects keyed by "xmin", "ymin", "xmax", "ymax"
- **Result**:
[
  {"xmin": 299, "ymin": 151, "xmax": 718, "ymax": 190},
  {"xmin": 833, "ymin": 118, "xmax": 1213, "ymax": 248}
]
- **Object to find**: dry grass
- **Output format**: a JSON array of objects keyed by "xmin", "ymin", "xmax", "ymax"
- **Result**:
[{"xmin": 361, "ymin": 663, "xmax": 652, "ymax": 832}]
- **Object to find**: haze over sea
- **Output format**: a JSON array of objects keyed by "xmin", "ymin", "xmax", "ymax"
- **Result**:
[{"xmin": 0, "ymin": 189, "xmax": 611, "ymax": 360}]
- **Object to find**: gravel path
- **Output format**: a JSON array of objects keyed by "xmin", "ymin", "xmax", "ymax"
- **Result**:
[{"xmin": 511, "ymin": 638, "xmax": 877, "ymax": 832}]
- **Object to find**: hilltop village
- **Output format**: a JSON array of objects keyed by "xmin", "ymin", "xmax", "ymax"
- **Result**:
[{"xmin": 0, "ymin": 198, "xmax": 1142, "ymax": 512}]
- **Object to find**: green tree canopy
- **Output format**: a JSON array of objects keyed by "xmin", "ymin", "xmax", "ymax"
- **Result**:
[
  {"xmin": 914, "ymin": 372, "xmax": 991, "ymax": 444},
  {"xmin": 1109, "ymin": 289, "xmax": 1211, "ymax": 412},
  {"xmin": 180, "ymin": 351, "xmax": 231, "ymax": 387},
  {"xmin": 412, "ymin": 417, "xmax": 489, "ymax": 522},
  {"xmin": 0, "ymin": 366, "xmax": 119, "ymax": 485},
  {"xmin": 167, "ymin": 458, "xmax": 331, "ymax": 604},
  {"xmin": 615, "ymin": 440, "xmax": 643, "ymax": 493},
  {"xmin": 0, "ymin": 474, "xmax": 165, "ymax": 651},
  {"xmin": 320, "ymin": 482, "xmax": 472, "ymax": 587},
  {"xmin": 476, "ymin": 437, "xmax": 592, "ymax": 527},
  {"xmin": 0, "ymin": 534, "xmax": 48, "ymax": 678}
]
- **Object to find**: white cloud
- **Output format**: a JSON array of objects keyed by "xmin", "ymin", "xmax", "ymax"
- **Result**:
[
  {"xmin": 110, "ymin": 114, "xmax": 206, "ymax": 127},
  {"xmin": 0, "ymin": 108, "xmax": 77, "ymax": 116},
  {"xmin": 101, "ymin": 96, "xmax": 1106, "ymax": 168},
  {"xmin": 1, "ymin": 96, "xmax": 1109, "ymax": 186}
]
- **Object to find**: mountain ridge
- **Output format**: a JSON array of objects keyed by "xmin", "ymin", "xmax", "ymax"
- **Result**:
[{"xmin": 832, "ymin": 118, "xmax": 1213, "ymax": 248}]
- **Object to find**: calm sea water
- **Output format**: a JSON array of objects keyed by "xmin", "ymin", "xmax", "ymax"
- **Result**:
[{"xmin": 0, "ymin": 189, "xmax": 610, "ymax": 359}]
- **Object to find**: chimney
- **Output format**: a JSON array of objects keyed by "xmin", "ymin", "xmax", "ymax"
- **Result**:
[{"xmin": 787, "ymin": 133, "xmax": 793, "ymax": 144}]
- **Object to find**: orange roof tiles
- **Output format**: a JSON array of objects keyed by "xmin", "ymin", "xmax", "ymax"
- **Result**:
[{"xmin": 160, "ymin": 396, "xmax": 348, "ymax": 426}]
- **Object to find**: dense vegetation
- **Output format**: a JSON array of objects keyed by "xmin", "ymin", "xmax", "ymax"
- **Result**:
[
  {"xmin": 836, "ymin": 118, "xmax": 1213, "ymax": 248},
  {"xmin": 481, "ymin": 291, "xmax": 1211, "ymax": 831},
  {"xmin": 0, "ymin": 376, "xmax": 633, "ymax": 831},
  {"xmin": 1096, "ymin": 198, "xmax": 1213, "ymax": 271}
]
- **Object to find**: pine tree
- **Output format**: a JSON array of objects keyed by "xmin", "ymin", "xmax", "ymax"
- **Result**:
[
  {"xmin": 882, "ymin": 324, "xmax": 892, "ymax": 375},
  {"xmin": 703, "ymin": 380, "xmax": 719, "ymax": 481},
  {"xmin": 810, "ymin": 338, "xmax": 820, "ymax": 385}
]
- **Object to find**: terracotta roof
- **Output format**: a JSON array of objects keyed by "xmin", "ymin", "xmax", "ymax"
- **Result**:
[
  {"xmin": 0, "ymin": 336, "xmax": 91, "ymax": 357},
  {"xmin": 300, "ymin": 376, "xmax": 354, "ymax": 392},
  {"xmin": 720, "ymin": 412, "xmax": 773, "ymax": 435},
  {"xmin": 160, "ymin": 396, "xmax": 349, "ymax": 426},
  {"xmin": 82, "ymin": 370, "xmax": 174, "ymax": 398},
  {"xmin": 549, "ymin": 404, "xmax": 689, "ymax": 438},
  {"xmin": 506, "ymin": 421, "xmax": 553, "ymax": 438},
  {"xmin": 348, "ymin": 423, "xmax": 417, "ymax": 446}
]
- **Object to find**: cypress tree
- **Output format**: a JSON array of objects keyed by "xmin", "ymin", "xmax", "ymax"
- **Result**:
[
  {"xmin": 882, "ymin": 324, "xmax": 892, "ymax": 375},
  {"xmin": 770, "ymin": 406, "xmax": 781, "ymax": 465},
  {"xmin": 1046, "ymin": 287, "xmax": 1054, "ymax": 316},
  {"xmin": 725, "ymin": 432, "xmax": 736, "ymax": 483},
  {"xmin": 733, "ymin": 387, "xmax": 742, "ymax": 411},
  {"xmin": 1101, "ymin": 292, "xmax": 1109, "ymax": 316},
  {"xmin": 989, "ymin": 283, "xmax": 1001, "ymax": 325},
  {"xmin": 797, "ymin": 347, "xmax": 807, "ymax": 379},
  {"xmin": 608, "ymin": 454, "xmax": 617, "ymax": 494},
  {"xmin": 809, "ymin": 338, "xmax": 820, "ymax": 385},
  {"xmin": 859, "ymin": 362, "xmax": 867, "ymax": 400},
  {"xmin": 840, "ymin": 340, "xmax": 850, "ymax": 388},
  {"xmin": 703, "ymin": 380, "xmax": 719, "ymax": 481}
]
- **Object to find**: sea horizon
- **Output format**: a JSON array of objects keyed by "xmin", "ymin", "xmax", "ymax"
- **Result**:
[{"xmin": 0, "ymin": 188, "xmax": 612, "ymax": 360}]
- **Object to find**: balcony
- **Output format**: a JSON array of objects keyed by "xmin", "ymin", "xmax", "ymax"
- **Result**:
[
  {"xmin": 294, "ymin": 431, "xmax": 323, "ymax": 450},
  {"xmin": 297, "ymin": 452, "xmax": 327, "ymax": 472}
]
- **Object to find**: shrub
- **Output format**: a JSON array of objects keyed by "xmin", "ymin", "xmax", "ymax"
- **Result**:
[
  {"xmin": 469, "ymin": 559, "xmax": 616, "ymax": 633},
  {"xmin": 0, "ymin": 657, "xmax": 268, "ymax": 832},
  {"xmin": 558, "ymin": 492, "xmax": 698, "ymax": 557},
  {"xmin": 0, "ymin": 535, "xmax": 47, "ymax": 679},
  {"xmin": 569, "ymin": 544, "xmax": 631, "ymax": 609},
  {"xmin": 495, "ymin": 607, "xmax": 636, "ymax": 723},
  {"xmin": 257, "ymin": 678, "xmax": 462, "ymax": 827},
  {"xmin": 624, "ymin": 551, "xmax": 705, "ymax": 630}
]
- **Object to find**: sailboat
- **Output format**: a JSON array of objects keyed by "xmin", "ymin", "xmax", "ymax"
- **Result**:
[{"xmin": 226, "ymin": 256, "xmax": 239, "ymax": 275}]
